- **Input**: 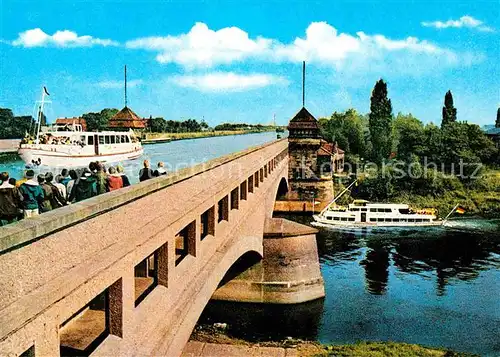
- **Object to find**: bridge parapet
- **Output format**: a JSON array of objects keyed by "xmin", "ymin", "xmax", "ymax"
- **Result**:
[{"xmin": 0, "ymin": 139, "xmax": 288, "ymax": 357}]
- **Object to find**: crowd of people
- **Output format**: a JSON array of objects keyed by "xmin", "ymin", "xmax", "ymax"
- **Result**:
[{"xmin": 0, "ymin": 159, "xmax": 167, "ymax": 226}]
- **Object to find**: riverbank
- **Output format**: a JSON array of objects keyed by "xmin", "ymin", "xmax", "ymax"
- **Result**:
[
  {"xmin": 187, "ymin": 325, "xmax": 477, "ymax": 356},
  {"xmin": 142, "ymin": 129, "xmax": 276, "ymax": 142}
]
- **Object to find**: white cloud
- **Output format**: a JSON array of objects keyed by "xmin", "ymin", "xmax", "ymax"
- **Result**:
[
  {"xmin": 97, "ymin": 79, "xmax": 143, "ymax": 89},
  {"xmin": 126, "ymin": 21, "xmax": 464, "ymax": 73},
  {"xmin": 421, "ymin": 15, "xmax": 495, "ymax": 32},
  {"xmin": 12, "ymin": 28, "xmax": 118, "ymax": 47},
  {"xmin": 171, "ymin": 72, "xmax": 289, "ymax": 92},
  {"xmin": 126, "ymin": 22, "xmax": 271, "ymax": 68}
]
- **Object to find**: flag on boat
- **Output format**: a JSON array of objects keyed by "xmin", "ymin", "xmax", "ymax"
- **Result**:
[
  {"xmin": 43, "ymin": 86, "xmax": 50, "ymax": 96},
  {"xmin": 455, "ymin": 206, "xmax": 466, "ymax": 214},
  {"xmin": 314, "ymin": 201, "xmax": 321, "ymax": 205}
]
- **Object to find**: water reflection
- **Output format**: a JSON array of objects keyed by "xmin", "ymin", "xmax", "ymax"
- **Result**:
[
  {"xmin": 392, "ymin": 228, "xmax": 500, "ymax": 296},
  {"xmin": 198, "ymin": 298, "xmax": 324, "ymax": 342},
  {"xmin": 360, "ymin": 240, "xmax": 390, "ymax": 295}
]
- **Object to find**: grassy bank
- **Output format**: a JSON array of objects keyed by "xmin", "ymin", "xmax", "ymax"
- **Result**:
[
  {"xmin": 190, "ymin": 325, "xmax": 476, "ymax": 357},
  {"xmin": 142, "ymin": 129, "xmax": 274, "ymax": 141}
]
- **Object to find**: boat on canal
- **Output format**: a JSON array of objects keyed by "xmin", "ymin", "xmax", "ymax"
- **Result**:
[
  {"xmin": 18, "ymin": 87, "xmax": 144, "ymax": 167},
  {"xmin": 312, "ymin": 180, "xmax": 443, "ymax": 228}
]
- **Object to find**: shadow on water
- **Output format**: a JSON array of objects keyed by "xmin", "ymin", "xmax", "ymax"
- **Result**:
[{"xmin": 197, "ymin": 298, "xmax": 325, "ymax": 342}]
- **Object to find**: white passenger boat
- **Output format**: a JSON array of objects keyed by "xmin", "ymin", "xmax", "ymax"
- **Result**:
[
  {"xmin": 312, "ymin": 181, "xmax": 442, "ymax": 228},
  {"xmin": 18, "ymin": 87, "xmax": 144, "ymax": 167}
]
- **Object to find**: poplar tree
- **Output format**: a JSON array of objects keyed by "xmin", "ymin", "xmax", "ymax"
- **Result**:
[
  {"xmin": 369, "ymin": 79, "xmax": 393, "ymax": 163},
  {"xmin": 496, "ymin": 108, "xmax": 500, "ymax": 128},
  {"xmin": 441, "ymin": 90, "xmax": 457, "ymax": 127}
]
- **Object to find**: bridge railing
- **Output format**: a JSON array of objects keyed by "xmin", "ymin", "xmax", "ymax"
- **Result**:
[{"xmin": 0, "ymin": 139, "xmax": 288, "ymax": 357}]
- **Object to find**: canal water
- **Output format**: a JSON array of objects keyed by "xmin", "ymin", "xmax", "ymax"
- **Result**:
[
  {"xmin": 0, "ymin": 132, "xmax": 280, "ymax": 183},
  {"xmin": 198, "ymin": 215, "xmax": 500, "ymax": 357}
]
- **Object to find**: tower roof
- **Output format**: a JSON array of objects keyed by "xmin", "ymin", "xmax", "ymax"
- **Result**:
[
  {"xmin": 108, "ymin": 106, "xmax": 147, "ymax": 129},
  {"xmin": 288, "ymin": 107, "xmax": 320, "ymax": 130}
]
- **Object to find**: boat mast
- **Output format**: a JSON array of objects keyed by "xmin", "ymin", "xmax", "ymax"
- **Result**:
[
  {"xmin": 35, "ymin": 87, "xmax": 47, "ymax": 145},
  {"xmin": 319, "ymin": 179, "xmax": 358, "ymax": 216}
]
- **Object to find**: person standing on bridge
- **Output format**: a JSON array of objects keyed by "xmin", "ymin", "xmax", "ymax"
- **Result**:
[
  {"xmin": 116, "ymin": 165, "xmax": 130, "ymax": 187},
  {"xmin": 106, "ymin": 167, "xmax": 123, "ymax": 191},
  {"xmin": 94, "ymin": 163, "xmax": 107, "ymax": 195},
  {"xmin": 0, "ymin": 172, "xmax": 22, "ymax": 226},
  {"xmin": 18, "ymin": 170, "xmax": 44, "ymax": 218},
  {"xmin": 139, "ymin": 160, "xmax": 154, "ymax": 182},
  {"xmin": 69, "ymin": 168, "xmax": 97, "ymax": 202},
  {"xmin": 154, "ymin": 161, "xmax": 167, "ymax": 177}
]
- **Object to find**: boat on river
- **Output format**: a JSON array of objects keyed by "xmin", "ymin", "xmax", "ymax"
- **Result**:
[
  {"xmin": 18, "ymin": 87, "xmax": 143, "ymax": 167},
  {"xmin": 312, "ymin": 181, "xmax": 443, "ymax": 228}
]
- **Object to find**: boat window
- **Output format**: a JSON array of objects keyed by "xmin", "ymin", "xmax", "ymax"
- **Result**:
[
  {"xmin": 385, "ymin": 208, "xmax": 392, "ymax": 213},
  {"xmin": 351, "ymin": 208, "xmax": 359, "ymax": 212},
  {"xmin": 349, "ymin": 218, "xmax": 355, "ymax": 222},
  {"xmin": 399, "ymin": 208, "xmax": 410, "ymax": 214},
  {"xmin": 393, "ymin": 219, "xmax": 400, "ymax": 222},
  {"xmin": 88, "ymin": 136, "xmax": 94, "ymax": 145},
  {"xmin": 385, "ymin": 218, "xmax": 392, "ymax": 222},
  {"xmin": 110, "ymin": 135, "xmax": 115, "ymax": 144},
  {"xmin": 408, "ymin": 219, "xmax": 415, "ymax": 222},
  {"xmin": 361, "ymin": 208, "xmax": 367, "ymax": 212},
  {"xmin": 121, "ymin": 135, "xmax": 125, "ymax": 143},
  {"xmin": 116, "ymin": 135, "xmax": 121, "ymax": 143},
  {"xmin": 416, "ymin": 219, "xmax": 422, "ymax": 223},
  {"xmin": 341, "ymin": 217, "xmax": 347, "ymax": 221},
  {"xmin": 99, "ymin": 136, "xmax": 104, "ymax": 145},
  {"xmin": 327, "ymin": 216, "xmax": 332, "ymax": 220},
  {"xmin": 370, "ymin": 218, "xmax": 376, "ymax": 222},
  {"xmin": 370, "ymin": 209, "xmax": 377, "ymax": 213},
  {"xmin": 334, "ymin": 217, "xmax": 339, "ymax": 221},
  {"xmin": 126, "ymin": 136, "xmax": 130, "ymax": 143},
  {"xmin": 400, "ymin": 219, "xmax": 407, "ymax": 222},
  {"xmin": 104, "ymin": 136, "xmax": 109, "ymax": 144}
]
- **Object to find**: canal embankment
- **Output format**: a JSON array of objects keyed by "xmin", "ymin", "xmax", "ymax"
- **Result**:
[
  {"xmin": 184, "ymin": 325, "xmax": 476, "ymax": 357},
  {"xmin": 0, "ymin": 139, "xmax": 20, "ymax": 154}
]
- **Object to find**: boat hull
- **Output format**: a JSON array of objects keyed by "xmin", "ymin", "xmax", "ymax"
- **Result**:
[
  {"xmin": 18, "ymin": 147, "xmax": 144, "ymax": 168},
  {"xmin": 312, "ymin": 215, "xmax": 443, "ymax": 228}
]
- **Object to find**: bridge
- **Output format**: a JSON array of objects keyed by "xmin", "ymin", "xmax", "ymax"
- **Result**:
[{"xmin": 0, "ymin": 139, "xmax": 324, "ymax": 357}]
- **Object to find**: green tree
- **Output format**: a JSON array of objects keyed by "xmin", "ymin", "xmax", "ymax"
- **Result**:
[
  {"xmin": 441, "ymin": 90, "xmax": 457, "ymax": 128},
  {"xmin": 320, "ymin": 108, "xmax": 366, "ymax": 160},
  {"xmin": 150, "ymin": 117, "xmax": 166, "ymax": 132},
  {"xmin": 0, "ymin": 108, "xmax": 36, "ymax": 139},
  {"xmin": 82, "ymin": 108, "xmax": 118, "ymax": 131},
  {"xmin": 393, "ymin": 113, "xmax": 425, "ymax": 161},
  {"xmin": 422, "ymin": 123, "xmax": 442, "ymax": 163},
  {"xmin": 369, "ymin": 79, "xmax": 393, "ymax": 163},
  {"xmin": 100, "ymin": 108, "xmax": 118, "ymax": 123},
  {"xmin": 496, "ymin": 107, "xmax": 500, "ymax": 128}
]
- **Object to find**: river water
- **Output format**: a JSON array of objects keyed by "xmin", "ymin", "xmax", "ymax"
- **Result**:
[
  {"xmin": 1, "ymin": 133, "xmax": 499, "ymax": 355},
  {"xmin": 199, "ymin": 215, "xmax": 500, "ymax": 356}
]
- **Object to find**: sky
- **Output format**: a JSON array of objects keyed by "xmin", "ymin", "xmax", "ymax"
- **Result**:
[{"xmin": 0, "ymin": 0, "xmax": 498, "ymax": 127}]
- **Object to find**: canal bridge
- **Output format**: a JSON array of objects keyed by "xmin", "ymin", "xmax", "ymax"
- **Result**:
[{"xmin": 0, "ymin": 139, "xmax": 323, "ymax": 357}]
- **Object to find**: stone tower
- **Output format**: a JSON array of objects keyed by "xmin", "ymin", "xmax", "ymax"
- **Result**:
[{"xmin": 287, "ymin": 107, "xmax": 334, "ymax": 203}]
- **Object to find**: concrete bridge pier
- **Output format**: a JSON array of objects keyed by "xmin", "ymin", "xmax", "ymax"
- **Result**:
[{"xmin": 211, "ymin": 217, "xmax": 325, "ymax": 304}]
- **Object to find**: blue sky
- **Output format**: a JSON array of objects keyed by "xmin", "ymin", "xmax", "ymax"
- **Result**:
[{"xmin": 0, "ymin": 0, "xmax": 498, "ymax": 127}]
